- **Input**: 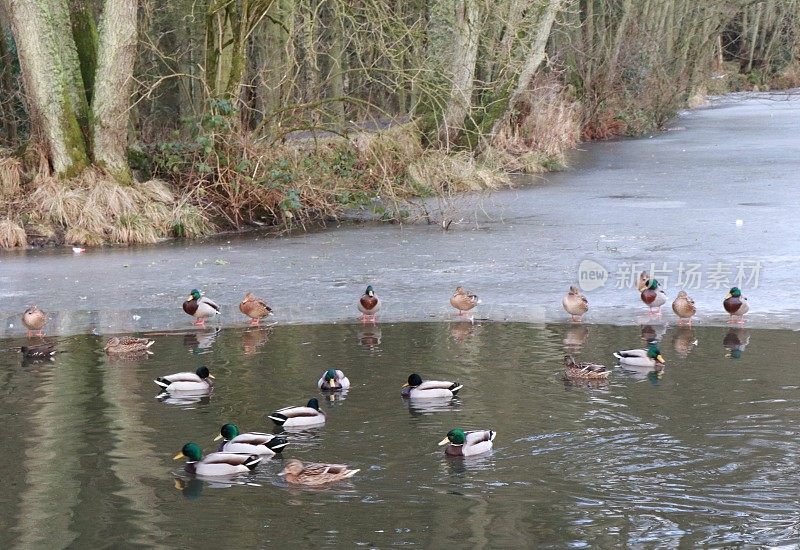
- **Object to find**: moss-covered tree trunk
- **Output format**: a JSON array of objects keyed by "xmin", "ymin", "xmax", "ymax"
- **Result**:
[
  {"xmin": 91, "ymin": 0, "xmax": 138, "ymax": 182},
  {"xmin": 68, "ymin": 0, "xmax": 97, "ymax": 105},
  {"xmin": 5, "ymin": 0, "xmax": 89, "ymax": 176}
]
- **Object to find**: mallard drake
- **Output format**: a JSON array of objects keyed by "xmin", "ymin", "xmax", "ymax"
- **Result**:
[
  {"xmin": 640, "ymin": 279, "xmax": 667, "ymax": 314},
  {"xmin": 214, "ymin": 423, "xmax": 288, "ymax": 455},
  {"xmin": 318, "ymin": 369, "xmax": 350, "ymax": 391},
  {"xmin": 672, "ymin": 291, "xmax": 696, "ymax": 325},
  {"xmin": 279, "ymin": 459, "xmax": 359, "ymax": 485},
  {"xmin": 562, "ymin": 285, "xmax": 588, "ymax": 322},
  {"xmin": 450, "ymin": 286, "xmax": 479, "ymax": 315},
  {"xmin": 358, "ymin": 285, "xmax": 380, "ymax": 323},
  {"xmin": 22, "ymin": 306, "xmax": 47, "ymax": 336},
  {"xmin": 402, "ymin": 373, "xmax": 463, "ymax": 399},
  {"xmin": 438, "ymin": 429, "xmax": 495, "ymax": 457},
  {"xmin": 637, "ymin": 271, "xmax": 651, "ymax": 292},
  {"xmin": 563, "ymin": 355, "xmax": 610, "ymax": 379},
  {"xmin": 268, "ymin": 398, "xmax": 326, "ymax": 428},
  {"xmin": 723, "ymin": 287, "xmax": 749, "ymax": 324},
  {"xmin": 154, "ymin": 366, "xmax": 214, "ymax": 393},
  {"xmin": 173, "ymin": 442, "xmax": 261, "ymax": 477},
  {"xmin": 614, "ymin": 344, "xmax": 665, "ymax": 368},
  {"xmin": 20, "ymin": 343, "xmax": 56, "ymax": 360},
  {"xmin": 183, "ymin": 289, "xmax": 220, "ymax": 326},
  {"xmin": 239, "ymin": 292, "xmax": 272, "ymax": 325},
  {"xmin": 104, "ymin": 336, "xmax": 154, "ymax": 355}
]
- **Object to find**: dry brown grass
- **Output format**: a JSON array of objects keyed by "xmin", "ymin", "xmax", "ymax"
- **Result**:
[
  {"xmin": 489, "ymin": 75, "xmax": 580, "ymax": 171},
  {"xmin": 772, "ymin": 62, "xmax": 800, "ymax": 89},
  {"xmin": 0, "ymin": 218, "xmax": 27, "ymax": 248},
  {"xmin": 155, "ymin": 121, "xmax": 511, "ymax": 231},
  {"xmin": 0, "ymin": 157, "xmax": 22, "ymax": 197},
  {"xmin": 352, "ymin": 123, "xmax": 424, "ymax": 182},
  {"xmin": 686, "ymin": 89, "xmax": 710, "ymax": 109},
  {"xmin": 408, "ymin": 151, "xmax": 509, "ymax": 195},
  {"xmin": 0, "ymin": 161, "xmax": 215, "ymax": 248}
]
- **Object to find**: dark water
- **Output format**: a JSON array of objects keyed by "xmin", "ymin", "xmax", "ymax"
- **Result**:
[{"xmin": 0, "ymin": 322, "xmax": 798, "ymax": 548}]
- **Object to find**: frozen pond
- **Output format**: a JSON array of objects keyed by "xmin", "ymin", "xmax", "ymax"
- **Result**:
[{"xmin": 2, "ymin": 93, "xmax": 800, "ymax": 335}]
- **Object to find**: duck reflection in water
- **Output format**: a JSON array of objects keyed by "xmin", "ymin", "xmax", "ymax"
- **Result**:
[
  {"xmin": 320, "ymin": 388, "xmax": 349, "ymax": 403},
  {"xmin": 440, "ymin": 453, "xmax": 496, "ymax": 475},
  {"xmin": 671, "ymin": 326, "xmax": 698, "ymax": 358},
  {"xmin": 562, "ymin": 375, "xmax": 610, "ymax": 390},
  {"xmin": 723, "ymin": 327, "xmax": 750, "ymax": 359},
  {"xmin": 404, "ymin": 396, "xmax": 460, "ymax": 417},
  {"xmin": 158, "ymin": 393, "xmax": 212, "ymax": 407},
  {"xmin": 562, "ymin": 325, "xmax": 589, "ymax": 353},
  {"xmin": 357, "ymin": 326, "xmax": 382, "ymax": 349},
  {"xmin": 450, "ymin": 321, "xmax": 479, "ymax": 344},
  {"xmin": 184, "ymin": 327, "xmax": 221, "ymax": 354},
  {"xmin": 241, "ymin": 326, "xmax": 272, "ymax": 355},
  {"xmin": 617, "ymin": 363, "xmax": 664, "ymax": 383},
  {"xmin": 640, "ymin": 323, "xmax": 666, "ymax": 343},
  {"xmin": 174, "ymin": 476, "xmax": 254, "ymax": 497},
  {"xmin": 174, "ymin": 477, "xmax": 204, "ymax": 500}
]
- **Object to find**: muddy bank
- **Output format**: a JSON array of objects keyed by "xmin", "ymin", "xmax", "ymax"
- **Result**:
[{"xmin": 2, "ymin": 92, "xmax": 799, "ymax": 336}]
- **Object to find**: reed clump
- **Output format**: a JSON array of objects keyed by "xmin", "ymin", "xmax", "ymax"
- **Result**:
[{"xmin": 0, "ymin": 165, "xmax": 214, "ymax": 247}]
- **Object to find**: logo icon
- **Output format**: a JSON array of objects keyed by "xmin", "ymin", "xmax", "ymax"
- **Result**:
[{"xmin": 578, "ymin": 259, "xmax": 608, "ymax": 292}]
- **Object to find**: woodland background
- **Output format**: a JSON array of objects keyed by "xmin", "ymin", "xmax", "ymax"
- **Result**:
[{"xmin": 0, "ymin": 0, "xmax": 798, "ymax": 247}]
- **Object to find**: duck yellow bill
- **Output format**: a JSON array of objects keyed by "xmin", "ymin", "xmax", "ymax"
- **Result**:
[
  {"xmin": 725, "ymin": 292, "xmax": 732, "ymax": 299},
  {"xmin": 208, "ymin": 374, "xmax": 216, "ymax": 379},
  {"xmin": 656, "ymin": 354, "xmax": 665, "ymax": 363},
  {"xmin": 173, "ymin": 452, "xmax": 186, "ymax": 460},
  {"xmin": 402, "ymin": 383, "xmax": 410, "ymax": 388},
  {"xmin": 213, "ymin": 434, "xmax": 223, "ymax": 441},
  {"xmin": 438, "ymin": 437, "xmax": 450, "ymax": 446}
]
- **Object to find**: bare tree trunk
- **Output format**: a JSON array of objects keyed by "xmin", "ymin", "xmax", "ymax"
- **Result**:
[
  {"xmin": 299, "ymin": 0, "xmax": 319, "ymax": 104},
  {"xmin": 92, "ymin": 0, "xmax": 138, "ymax": 182},
  {"xmin": 5, "ymin": 0, "xmax": 89, "ymax": 176},
  {"xmin": 506, "ymin": 0, "xmax": 562, "ymax": 111},
  {"xmin": 485, "ymin": 0, "xmax": 527, "ymax": 84},
  {"xmin": 252, "ymin": 0, "xmax": 291, "ymax": 136},
  {"xmin": 327, "ymin": 1, "xmax": 345, "ymax": 126},
  {"xmin": 487, "ymin": 0, "xmax": 563, "ymax": 140},
  {"xmin": 605, "ymin": 0, "xmax": 633, "ymax": 81},
  {"xmin": 440, "ymin": 0, "xmax": 482, "ymax": 146},
  {"xmin": 746, "ymin": 1, "xmax": 764, "ymax": 73},
  {"xmin": 0, "ymin": 19, "xmax": 18, "ymax": 144},
  {"xmin": 582, "ymin": 0, "xmax": 595, "ymax": 90}
]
